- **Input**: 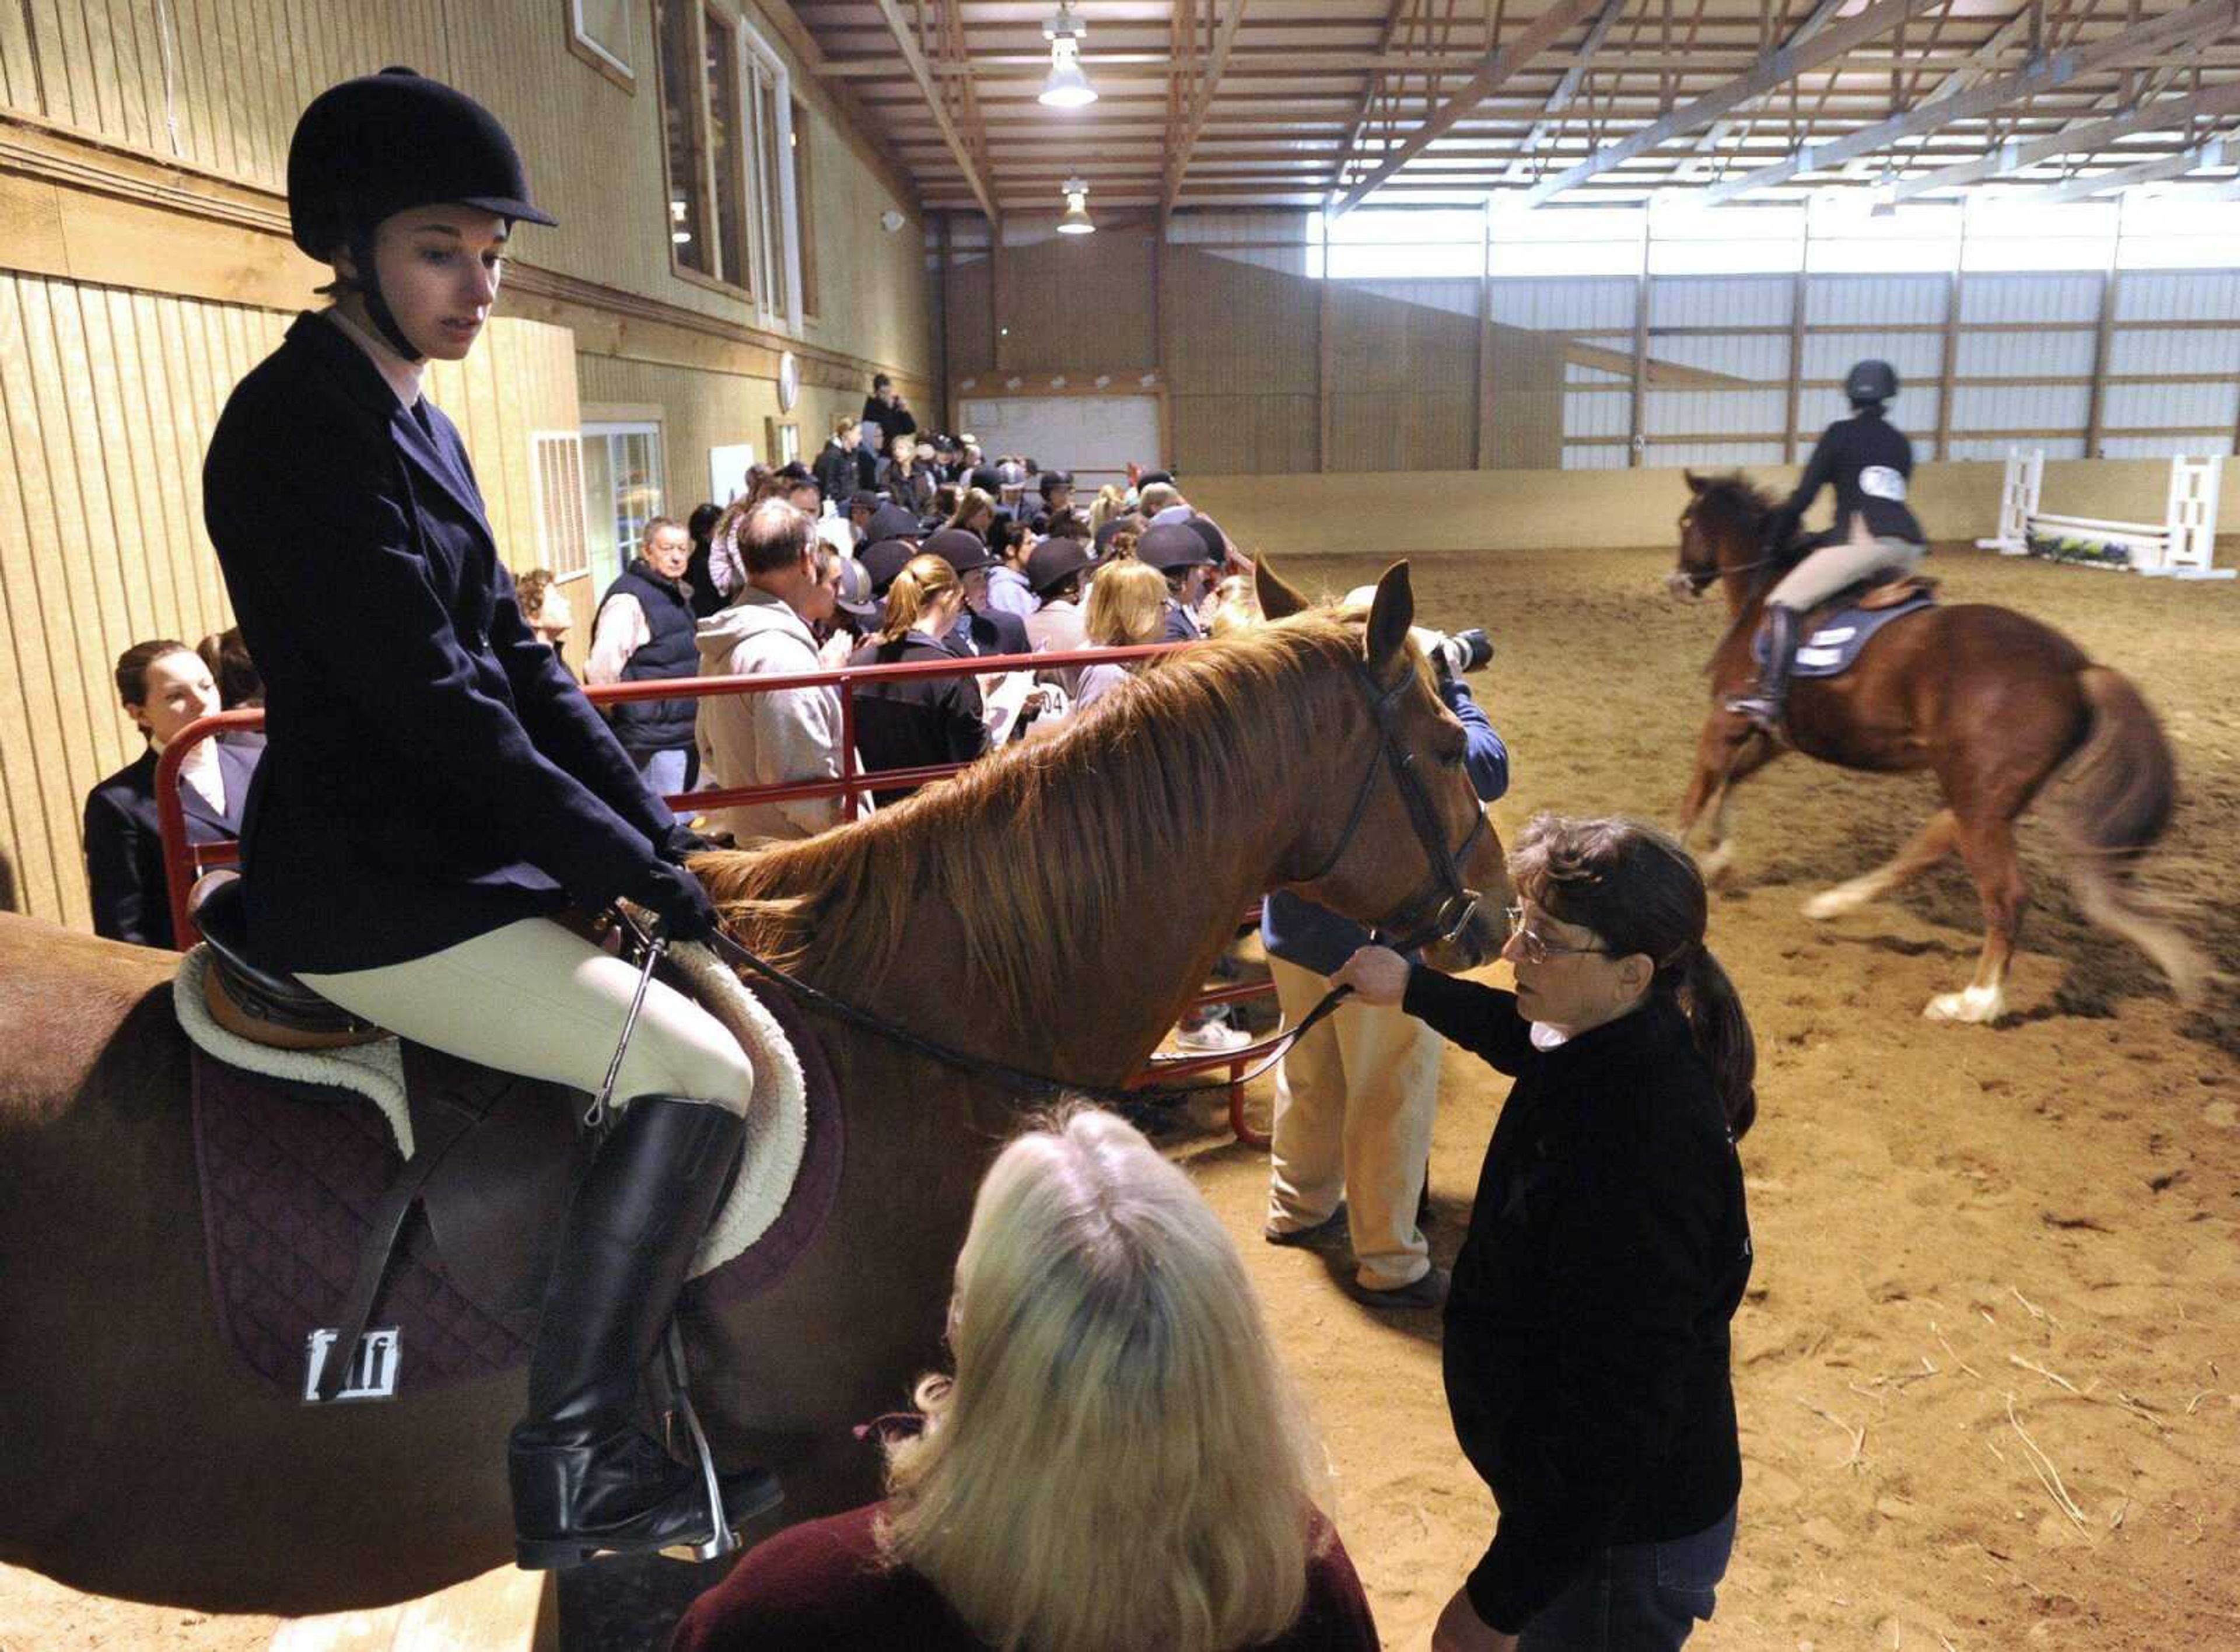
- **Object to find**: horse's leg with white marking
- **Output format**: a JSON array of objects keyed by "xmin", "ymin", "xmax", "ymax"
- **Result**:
[
  {"xmin": 1924, "ymin": 814, "xmax": 2027, "ymax": 1024},
  {"xmin": 1804, "ymin": 808, "xmax": 1958, "ymax": 920},
  {"xmin": 1679, "ymin": 719, "xmax": 1776, "ymax": 887}
]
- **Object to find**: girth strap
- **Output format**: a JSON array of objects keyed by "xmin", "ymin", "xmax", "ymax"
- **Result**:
[{"xmin": 312, "ymin": 1086, "xmax": 489, "ymax": 1403}]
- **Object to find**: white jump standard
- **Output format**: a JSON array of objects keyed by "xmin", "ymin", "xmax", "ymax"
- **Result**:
[{"xmin": 1976, "ymin": 448, "xmax": 2232, "ymax": 579}]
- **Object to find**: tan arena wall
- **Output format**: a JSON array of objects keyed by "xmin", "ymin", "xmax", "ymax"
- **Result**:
[{"xmin": 1188, "ymin": 459, "xmax": 2240, "ymax": 559}]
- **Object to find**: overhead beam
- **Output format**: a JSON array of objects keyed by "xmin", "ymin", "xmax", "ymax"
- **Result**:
[
  {"xmin": 1332, "ymin": 0, "xmax": 1609, "ymax": 213},
  {"xmin": 1698, "ymin": 0, "xmax": 2240, "ymax": 205},
  {"xmin": 1329, "ymin": 0, "xmax": 1419, "ymax": 191},
  {"xmin": 1517, "ymin": 0, "xmax": 1948, "ymax": 206},
  {"xmin": 867, "ymin": 0, "xmax": 1000, "ymax": 225},
  {"xmin": 1679, "ymin": 0, "xmax": 1853, "ymax": 178},
  {"xmin": 1166, "ymin": 0, "xmax": 1252, "ymax": 211},
  {"xmin": 1891, "ymin": 78, "xmax": 2240, "ymax": 198},
  {"xmin": 1506, "ymin": 0, "xmax": 1630, "ymax": 181},
  {"xmin": 2008, "ymin": 134, "xmax": 2234, "ymax": 202}
]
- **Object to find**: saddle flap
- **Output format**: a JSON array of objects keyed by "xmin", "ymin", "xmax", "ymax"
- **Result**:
[{"xmin": 405, "ymin": 1042, "xmax": 586, "ymax": 1320}]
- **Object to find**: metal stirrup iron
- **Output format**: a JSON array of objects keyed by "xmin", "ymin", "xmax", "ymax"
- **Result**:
[{"xmin": 660, "ymin": 1321, "xmax": 741, "ymax": 1563}]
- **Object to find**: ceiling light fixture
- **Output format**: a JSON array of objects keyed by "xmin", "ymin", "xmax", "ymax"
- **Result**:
[
  {"xmin": 1039, "ymin": 4, "xmax": 1097, "ymax": 108},
  {"xmin": 1056, "ymin": 175, "xmax": 1096, "ymax": 235}
]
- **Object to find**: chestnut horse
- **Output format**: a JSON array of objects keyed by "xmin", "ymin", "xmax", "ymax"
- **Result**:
[
  {"xmin": 1672, "ymin": 472, "xmax": 2207, "ymax": 1023},
  {"xmin": 0, "ymin": 561, "xmax": 1506, "ymax": 1615}
]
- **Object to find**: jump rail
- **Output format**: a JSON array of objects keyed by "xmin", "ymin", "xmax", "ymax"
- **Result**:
[{"xmin": 155, "ymin": 643, "xmax": 1280, "ymax": 1147}]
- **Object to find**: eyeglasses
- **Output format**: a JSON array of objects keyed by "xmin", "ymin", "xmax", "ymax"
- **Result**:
[{"xmin": 1504, "ymin": 904, "xmax": 1612, "ymax": 965}]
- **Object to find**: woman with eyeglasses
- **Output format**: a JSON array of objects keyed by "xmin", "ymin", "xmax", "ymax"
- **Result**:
[{"xmin": 1332, "ymin": 814, "xmax": 1756, "ymax": 1652}]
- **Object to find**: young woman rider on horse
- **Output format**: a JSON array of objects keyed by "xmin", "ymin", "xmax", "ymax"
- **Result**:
[
  {"xmin": 201, "ymin": 69, "xmax": 778, "ymax": 1567},
  {"xmin": 1726, "ymin": 360, "xmax": 1928, "ymax": 731}
]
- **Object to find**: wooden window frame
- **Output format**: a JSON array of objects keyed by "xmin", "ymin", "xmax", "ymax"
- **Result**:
[
  {"xmin": 650, "ymin": 0, "xmax": 802, "ymax": 324},
  {"xmin": 566, "ymin": 0, "xmax": 636, "ymax": 92},
  {"xmin": 792, "ymin": 95, "xmax": 818, "ymax": 319}
]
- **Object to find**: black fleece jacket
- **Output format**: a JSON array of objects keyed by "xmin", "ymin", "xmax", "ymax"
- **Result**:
[{"xmin": 1402, "ymin": 968, "xmax": 1752, "ymax": 1635}]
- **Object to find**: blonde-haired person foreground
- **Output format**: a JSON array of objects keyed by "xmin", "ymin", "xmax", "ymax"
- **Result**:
[
  {"xmin": 673, "ymin": 1108, "xmax": 1377, "ymax": 1652},
  {"xmin": 1073, "ymin": 558, "xmax": 1171, "ymax": 710}
]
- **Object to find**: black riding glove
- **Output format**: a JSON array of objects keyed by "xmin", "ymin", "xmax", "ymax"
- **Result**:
[
  {"xmin": 1760, "ymin": 510, "xmax": 1800, "ymax": 561},
  {"xmin": 623, "ymin": 859, "xmax": 720, "ymax": 943},
  {"xmin": 659, "ymin": 822, "xmax": 718, "ymax": 864}
]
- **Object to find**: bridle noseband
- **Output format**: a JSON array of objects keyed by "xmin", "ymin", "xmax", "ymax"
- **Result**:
[{"xmin": 1294, "ymin": 661, "xmax": 1490, "ymax": 955}]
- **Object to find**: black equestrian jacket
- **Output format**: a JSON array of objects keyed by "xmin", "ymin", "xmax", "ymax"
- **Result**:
[
  {"xmin": 1779, "ymin": 408, "xmax": 1926, "ymax": 551},
  {"xmin": 202, "ymin": 313, "xmax": 676, "ymax": 975}
]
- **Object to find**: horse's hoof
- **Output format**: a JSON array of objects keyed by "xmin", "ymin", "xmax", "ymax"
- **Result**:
[
  {"xmin": 1802, "ymin": 886, "xmax": 1869, "ymax": 921},
  {"xmin": 1700, "ymin": 846, "xmax": 1737, "ymax": 888},
  {"xmin": 1922, "ymin": 985, "xmax": 2005, "ymax": 1025}
]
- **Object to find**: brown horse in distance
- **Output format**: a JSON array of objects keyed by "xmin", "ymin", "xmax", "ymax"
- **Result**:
[
  {"xmin": 1672, "ymin": 471, "xmax": 2208, "ymax": 1023},
  {"xmin": 0, "ymin": 560, "xmax": 1507, "ymax": 1616}
]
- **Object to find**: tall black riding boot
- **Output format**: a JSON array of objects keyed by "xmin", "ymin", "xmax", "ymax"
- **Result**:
[
  {"xmin": 508, "ymin": 1096, "xmax": 782, "ymax": 1569},
  {"xmin": 1725, "ymin": 603, "xmax": 1801, "ymax": 732}
]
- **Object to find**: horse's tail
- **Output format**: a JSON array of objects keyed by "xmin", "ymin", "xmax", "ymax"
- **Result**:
[{"xmin": 2049, "ymin": 666, "xmax": 2216, "ymax": 1005}]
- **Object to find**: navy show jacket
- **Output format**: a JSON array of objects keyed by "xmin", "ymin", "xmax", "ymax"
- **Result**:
[
  {"xmin": 83, "ymin": 741, "xmax": 259, "ymax": 951},
  {"xmin": 202, "ymin": 312, "xmax": 676, "ymax": 975}
]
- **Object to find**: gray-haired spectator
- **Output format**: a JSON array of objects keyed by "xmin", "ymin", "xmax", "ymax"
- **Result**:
[
  {"xmin": 587, "ymin": 516, "xmax": 700, "ymax": 797},
  {"xmin": 694, "ymin": 500, "xmax": 857, "ymax": 842}
]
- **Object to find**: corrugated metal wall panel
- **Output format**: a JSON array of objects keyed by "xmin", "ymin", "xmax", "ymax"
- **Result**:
[
  {"xmin": 1650, "ymin": 276, "xmax": 1791, "ymax": 328},
  {"xmin": 1644, "ymin": 388, "xmax": 1788, "ymax": 436},
  {"xmin": 1170, "ymin": 210, "xmax": 1314, "ymax": 244},
  {"xmin": 2099, "ymin": 435, "xmax": 2227, "ymax": 459},
  {"xmin": 1566, "ymin": 391, "xmax": 1629, "ymax": 440},
  {"xmin": 1653, "ymin": 440, "xmax": 1788, "ymax": 468},
  {"xmin": 1349, "ymin": 279, "xmax": 1480, "ymax": 321},
  {"xmin": 1950, "ymin": 435, "xmax": 2086, "ymax": 461},
  {"xmin": 1805, "ymin": 275, "xmax": 1945, "ymax": 327},
  {"xmin": 1961, "ymin": 272, "xmax": 2102, "ymax": 324},
  {"xmin": 1648, "ymin": 334, "xmax": 1791, "ymax": 379},
  {"xmin": 1951, "ymin": 383, "xmax": 2093, "ymax": 434},
  {"xmin": 1563, "ymin": 444, "xmax": 1628, "ymax": 469},
  {"xmin": 1489, "ymin": 278, "xmax": 1635, "ymax": 331},
  {"xmin": 2107, "ymin": 328, "xmax": 2240, "ymax": 377},
  {"xmin": 1955, "ymin": 331, "xmax": 2098, "ymax": 377},
  {"xmin": 2101, "ymin": 382, "xmax": 2239, "ymax": 432},
  {"xmin": 2115, "ymin": 271, "xmax": 2240, "ymax": 322},
  {"xmin": 1799, "ymin": 332, "xmax": 1944, "ymax": 381}
]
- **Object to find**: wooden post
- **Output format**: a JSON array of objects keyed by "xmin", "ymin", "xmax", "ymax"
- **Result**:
[
  {"xmin": 2084, "ymin": 198, "xmax": 2121, "ymax": 460},
  {"xmin": 1318, "ymin": 271, "xmax": 1336, "ymax": 474},
  {"xmin": 1634, "ymin": 218, "xmax": 1653, "ymax": 468},
  {"xmin": 1155, "ymin": 204, "xmax": 1174, "ymax": 386},
  {"xmin": 1785, "ymin": 263, "xmax": 1807, "ymax": 465},
  {"xmin": 1936, "ymin": 265, "xmax": 1962, "ymax": 463},
  {"xmin": 937, "ymin": 212, "xmax": 955, "ymax": 432},
  {"xmin": 989, "ymin": 214, "xmax": 1006, "ymax": 373},
  {"xmin": 1474, "ymin": 197, "xmax": 1491, "ymax": 470}
]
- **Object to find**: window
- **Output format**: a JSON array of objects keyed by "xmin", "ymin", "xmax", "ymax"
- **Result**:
[
  {"xmin": 651, "ymin": 0, "xmax": 802, "ymax": 324},
  {"xmin": 530, "ymin": 432, "xmax": 590, "ymax": 579},
  {"xmin": 766, "ymin": 417, "xmax": 800, "ymax": 467},
  {"xmin": 582, "ymin": 421, "xmax": 666, "ymax": 592},
  {"xmin": 792, "ymin": 97, "xmax": 818, "ymax": 315},
  {"xmin": 568, "ymin": 0, "xmax": 634, "ymax": 88}
]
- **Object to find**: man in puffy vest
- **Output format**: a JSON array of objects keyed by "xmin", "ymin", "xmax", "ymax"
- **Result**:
[{"xmin": 587, "ymin": 516, "xmax": 700, "ymax": 798}]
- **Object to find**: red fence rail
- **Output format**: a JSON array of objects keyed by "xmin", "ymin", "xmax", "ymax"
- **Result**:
[{"xmin": 155, "ymin": 643, "xmax": 1275, "ymax": 1145}]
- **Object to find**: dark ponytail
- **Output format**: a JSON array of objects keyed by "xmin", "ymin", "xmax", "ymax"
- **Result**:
[
  {"xmin": 1510, "ymin": 811, "xmax": 1758, "ymax": 1139},
  {"xmin": 1678, "ymin": 945, "xmax": 1756, "ymax": 1140}
]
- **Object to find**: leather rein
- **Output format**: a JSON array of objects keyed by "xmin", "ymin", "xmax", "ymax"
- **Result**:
[{"xmin": 698, "ymin": 658, "xmax": 1492, "ymax": 1109}]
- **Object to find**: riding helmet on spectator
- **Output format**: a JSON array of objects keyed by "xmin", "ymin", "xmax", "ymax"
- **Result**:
[
  {"xmin": 926, "ymin": 527, "xmax": 994, "ymax": 575},
  {"xmin": 866, "ymin": 502, "xmax": 920, "ymax": 543},
  {"xmin": 1138, "ymin": 523, "xmax": 1219, "ymax": 572},
  {"xmin": 1184, "ymin": 516, "xmax": 1228, "ymax": 566},
  {"xmin": 861, "ymin": 538, "xmax": 918, "ymax": 595},
  {"xmin": 1027, "ymin": 536, "xmax": 1095, "ymax": 597},
  {"xmin": 288, "ymin": 68, "xmax": 555, "ymax": 362}
]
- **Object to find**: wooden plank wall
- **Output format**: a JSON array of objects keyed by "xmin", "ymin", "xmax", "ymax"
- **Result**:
[
  {"xmin": 0, "ymin": 286, "xmax": 576, "ymax": 930},
  {"xmin": 942, "ymin": 229, "xmax": 1548, "ymax": 477},
  {"xmin": 0, "ymin": 0, "xmax": 935, "ymax": 382}
]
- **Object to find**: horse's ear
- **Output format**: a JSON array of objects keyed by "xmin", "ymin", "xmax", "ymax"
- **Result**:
[
  {"xmin": 1255, "ymin": 554, "xmax": 1311, "ymax": 621},
  {"xmin": 1364, "ymin": 561, "xmax": 1414, "ymax": 677},
  {"xmin": 1684, "ymin": 470, "xmax": 1708, "ymax": 495}
]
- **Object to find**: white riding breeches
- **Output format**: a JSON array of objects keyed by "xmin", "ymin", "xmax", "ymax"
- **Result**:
[
  {"xmin": 301, "ymin": 918, "xmax": 753, "ymax": 1114},
  {"xmin": 1767, "ymin": 534, "xmax": 1926, "ymax": 612}
]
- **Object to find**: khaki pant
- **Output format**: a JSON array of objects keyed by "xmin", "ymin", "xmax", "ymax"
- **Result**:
[
  {"xmin": 1766, "ymin": 533, "xmax": 1924, "ymax": 612},
  {"xmin": 302, "ymin": 918, "xmax": 753, "ymax": 1114},
  {"xmin": 1266, "ymin": 954, "xmax": 1444, "ymax": 1290}
]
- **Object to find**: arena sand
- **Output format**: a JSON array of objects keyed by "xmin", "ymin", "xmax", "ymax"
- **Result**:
[{"xmin": 5, "ymin": 541, "xmax": 2235, "ymax": 1650}]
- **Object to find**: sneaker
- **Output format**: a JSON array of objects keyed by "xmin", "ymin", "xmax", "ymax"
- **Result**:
[
  {"xmin": 1264, "ymin": 1204, "xmax": 1349, "ymax": 1248},
  {"xmin": 1171, "ymin": 1019, "xmax": 1253, "ymax": 1055},
  {"xmin": 1349, "ymin": 1265, "xmax": 1448, "ymax": 1311}
]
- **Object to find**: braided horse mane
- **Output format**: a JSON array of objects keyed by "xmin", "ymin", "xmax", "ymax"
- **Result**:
[{"xmin": 694, "ymin": 611, "xmax": 1369, "ymax": 1033}]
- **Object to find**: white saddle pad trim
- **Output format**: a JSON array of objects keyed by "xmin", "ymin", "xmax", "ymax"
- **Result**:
[{"xmin": 173, "ymin": 940, "xmax": 807, "ymax": 1281}]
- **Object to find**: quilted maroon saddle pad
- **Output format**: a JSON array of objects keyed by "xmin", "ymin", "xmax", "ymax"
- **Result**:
[{"xmin": 188, "ymin": 978, "xmax": 843, "ymax": 1402}]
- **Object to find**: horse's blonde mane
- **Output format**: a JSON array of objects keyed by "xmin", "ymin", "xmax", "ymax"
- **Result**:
[{"xmin": 694, "ymin": 612, "xmax": 1367, "ymax": 1031}]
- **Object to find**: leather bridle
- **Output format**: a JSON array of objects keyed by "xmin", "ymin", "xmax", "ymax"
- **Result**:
[{"xmin": 1293, "ymin": 661, "xmax": 1490, "ymax": 956}]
